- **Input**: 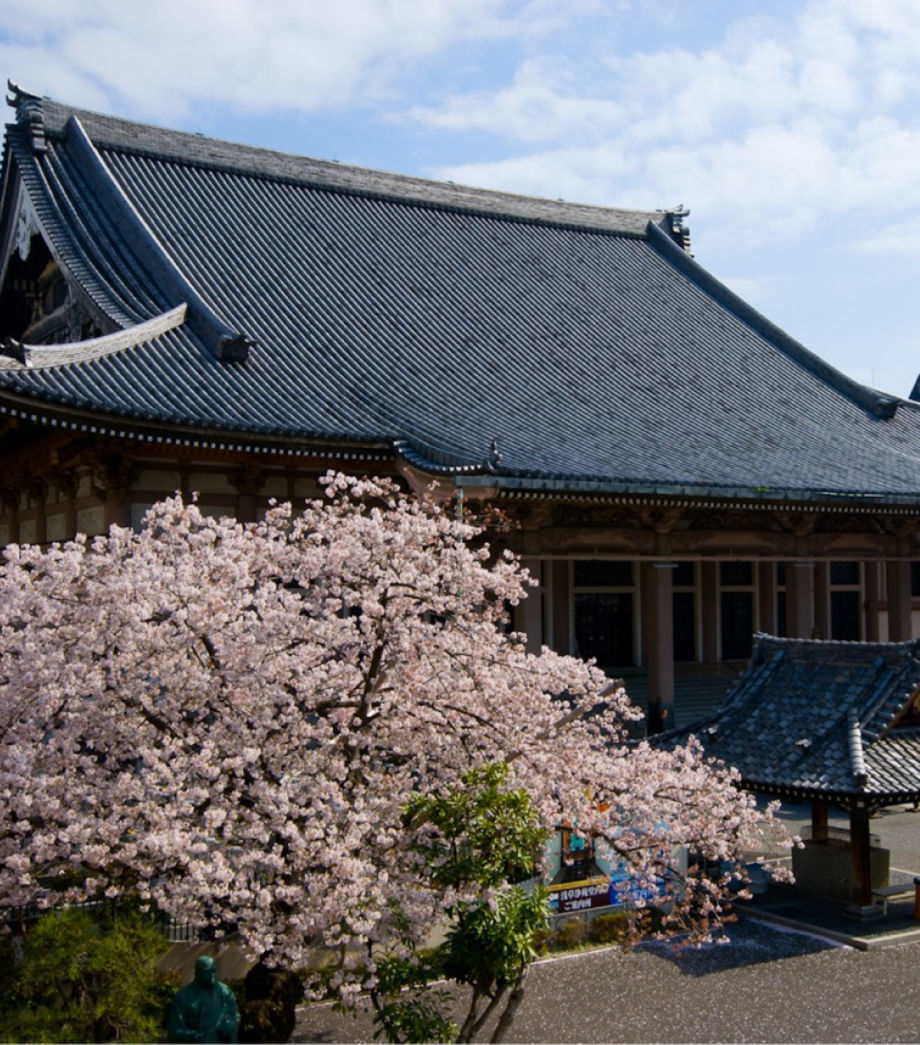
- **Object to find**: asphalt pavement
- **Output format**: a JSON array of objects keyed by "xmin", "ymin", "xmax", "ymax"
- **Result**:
[
  {"xmin": 292, "ymin": 802, "xmax": 920, "ymax": 1043},
  {"xmin": 293, "ymin": 921, "xmax": 920, "ymax": 1043}
]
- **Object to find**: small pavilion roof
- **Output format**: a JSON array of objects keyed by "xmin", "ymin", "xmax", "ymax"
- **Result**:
[
  {"xmin": 665, "ymin": 635, "xmax": 920, "ymax": 808},
  {"xmin": 4, "ymin": 86, "xmax": 920, "ymax": 502}
]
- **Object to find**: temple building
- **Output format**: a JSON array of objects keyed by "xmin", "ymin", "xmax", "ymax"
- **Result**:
[{"xmin": 4, "ymin": 83, "xmax": 920, "ymax": 732}]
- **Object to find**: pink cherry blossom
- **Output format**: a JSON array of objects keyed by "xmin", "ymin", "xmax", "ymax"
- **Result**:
[{"xmin": 0, "ymin": 473, "xmax": 789, "ymax": 978}]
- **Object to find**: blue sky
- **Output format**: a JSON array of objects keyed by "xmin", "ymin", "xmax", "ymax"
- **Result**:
[{"xmin": 2, "ymin": 0, "xmax": 919, "ymax": 398}]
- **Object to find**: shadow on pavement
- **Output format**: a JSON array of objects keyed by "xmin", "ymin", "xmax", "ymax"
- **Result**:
[{"xmin": 637, "ymin": 919, "xmax": 840, "ymax": 976}]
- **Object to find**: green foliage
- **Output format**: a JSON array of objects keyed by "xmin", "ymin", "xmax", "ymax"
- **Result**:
[
  {"xmin": 404, "ymin": 762, "xmax": 549, "ymax": 888},
  {"xmin": 371, "ymin": 985, "xmax": 457, "ymax": 1044},
  {"xmin": 0, "ymin": 906, "xmax": 178, "ymax": 1043},
  {"xmin": 550, "ymin": 917, "xmax": 587, "ymax": 950},
  {"xmin": 531, "ymin": 925, "xmax": 553, "ymax": 955},
  {"xmin": 235, "ymin": 960, "xmax": 305, "ymax": 1044},
  {"xmin": 370, "ymin": 938, "xmax": 458, "ymax": 1042},
  {"xmin": 441, "ymin": 886, "xmax": 548, "ymax": 993},
  {"xmin": 371, "ymin": 763, "xmax": 551, "ymax": 1043}
]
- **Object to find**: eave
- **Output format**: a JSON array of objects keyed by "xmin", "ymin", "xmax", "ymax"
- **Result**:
[
  {"xmin": 0, "ymin": 389, "xmax": 394, "ymax": 462},
  {"xmin": 453, "ymin": 472, "xmax": 920, "ymax": 514},
  {"xmin": 739, "ymin": 778, "xmax": 920, "ymax": 813}
]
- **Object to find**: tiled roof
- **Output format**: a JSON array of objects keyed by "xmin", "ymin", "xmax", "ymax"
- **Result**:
[
  {"xmin": 4, "ymin": 88, "xmax": 920, "ymax": 500},
  {"xmin": 666, "ymin": 635, "xmax": 920, "ymax": 804}
]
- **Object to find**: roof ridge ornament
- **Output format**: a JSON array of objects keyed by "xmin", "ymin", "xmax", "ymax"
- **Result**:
[
  {"xmin": 6, "ymin": 80, "xmax": 46, "ymax": 153},
  {"xmin": 0, "ymin": 337, "xmax": 26, "ymax": 364},
  {"xmin": 848, "ymin": 707, "xmax": 868, "ymax": 787},
  {"xmin": 487, "ymin": 437, "xmax": 503, "ymax": 473},
  {"xmin": 668, "ymin": 204, "xmax": 692, "ymax": 255}
]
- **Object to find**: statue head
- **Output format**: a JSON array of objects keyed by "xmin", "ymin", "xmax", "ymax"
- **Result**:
[{"xmin": 193, "ymin": 955, "xmax": 218, "ymax": 989}]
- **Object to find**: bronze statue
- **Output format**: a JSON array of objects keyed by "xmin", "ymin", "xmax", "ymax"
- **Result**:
[{"xmin": 168, "ymin": 955, "xmax": 239, "ymax": 1044}]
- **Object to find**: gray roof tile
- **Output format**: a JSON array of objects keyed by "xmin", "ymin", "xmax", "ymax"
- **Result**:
[
  {"xmin": 665, "ymin": 635, "xmax": 920, "ymax": 803},
  {"xmin": 4, "ymin": 93, "xmax": 920, "ymax": 498}
]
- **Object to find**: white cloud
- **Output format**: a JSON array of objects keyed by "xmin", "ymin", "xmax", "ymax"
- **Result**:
[
  {"xmin": 405, "ymin": 0, "xmax": 920, "ymax": 250},
  {"xmin": 403, "ymin": 57, "xmax": 624, "ymax": 142},
  {"xmin": 0, "ymin": 0, "xmax": 523, "ymax": 120},
  {"xmin": 856, "ymin": 225, "xmax": 920, "ymax": 254},
  {"xmin": 7, "ymin": 0, "xmax": 920, "ymax": 258}
]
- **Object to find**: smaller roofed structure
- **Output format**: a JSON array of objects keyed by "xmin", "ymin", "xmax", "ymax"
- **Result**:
[
  {"xmin": 682, "ymin": 634, "xmax": 920, "ymax": 807},
  {"xmin": 667, "ymin": 634, "xmax": 920, "ymax": 907}
]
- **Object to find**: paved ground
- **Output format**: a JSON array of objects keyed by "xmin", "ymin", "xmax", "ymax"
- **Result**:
[
  {"xmin": 292, "ymin": 803, "xmax": 920, "ymax": 1043},
  {"xmin": 293, "ymin": 923, "xmax": 920, "ymax": 1043}
]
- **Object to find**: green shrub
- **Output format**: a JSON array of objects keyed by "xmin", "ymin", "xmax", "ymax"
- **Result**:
[
  {"xmin": 587, "ymin": 911, "xmax": 628, "ymax": 944},
  {"xmin": 551, "ymin": 918, "xmax": 587, "ymax": 950},
  {"xmin": 0, "ymin": 905, "xmax": 179, "ymax": 1043},
  {"xmin": 531, "ymin": 926, "xmax": 553, "ymax": 955}
]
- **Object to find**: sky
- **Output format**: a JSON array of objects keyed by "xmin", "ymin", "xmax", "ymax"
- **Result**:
[{"xmin": 1, "ymin": 0, "xmax": 919, "ymax": 398}]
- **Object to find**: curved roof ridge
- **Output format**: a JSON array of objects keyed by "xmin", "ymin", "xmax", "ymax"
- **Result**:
[
  {"xmin": 0, "ymin": 303, "xmax": 186, "ymax": 370},
  {"xmin": 61, "ymin": 115, "xmax": 251, "ymax": 363},
  {"xmin": 30, "ymin": 97, "xmax": 678, "ymax": 240},
  {"xmin": 645, "ymin": 221, "xmax": 900, "ymax": 421},
  {"xmin": 756, "ymin": 634, "xmax": 920, "ymax": 655},
  {"xmin": 849, "ymin": 707, "xmax": 868, "ymax": 784}
]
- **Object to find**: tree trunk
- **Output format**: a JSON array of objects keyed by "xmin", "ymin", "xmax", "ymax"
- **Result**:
[
  {"xmin": 489, "ymin": 970, "xmax": 527, "ymax": 1044},
  {"xmin": 458, "ymin": 986, "xmax": 504, "ymax": 1043}
]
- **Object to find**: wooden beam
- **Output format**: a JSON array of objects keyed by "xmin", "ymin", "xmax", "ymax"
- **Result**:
[
  {"xmin": 849, "ymin": 805, "xmax": 873, "ymax": 906},
  {"xmin": 886, "ymin": 560, "xmax": 912, "ymax": 641},
  {"xmin": 812, "ymin": 798, "xmax": 829, "ymax": 842}
]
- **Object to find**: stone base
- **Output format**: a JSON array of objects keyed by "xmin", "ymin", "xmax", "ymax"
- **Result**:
[{"xmin": 843, "ymin": 903, "xmax": 884, "ymax": 921}]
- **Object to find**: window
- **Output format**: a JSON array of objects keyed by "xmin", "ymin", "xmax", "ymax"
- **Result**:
[
  {"xmin": 720, "ymin": 561, "xmax": 754, "ymax": 660},
  {"xmin": 573, "ymin": 561, "xmax": 635, "ymax": 667},
  {"xmin": 830, "ymin": 561, "xmax": 860, "ymax": 640}
]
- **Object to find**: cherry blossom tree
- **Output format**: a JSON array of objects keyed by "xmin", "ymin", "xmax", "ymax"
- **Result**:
[{"xmin": 0, "ymin": 473, "xmax": 787, "ymax": 1002}]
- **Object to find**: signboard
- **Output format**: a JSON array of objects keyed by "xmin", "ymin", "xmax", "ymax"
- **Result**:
[{"xmin": 547, "ymin": 875, "xmax": 611, "ymax": 914}]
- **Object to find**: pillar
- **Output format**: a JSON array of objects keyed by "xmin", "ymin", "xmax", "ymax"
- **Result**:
[
  {"xmin": 59, "ymin": 473, "xmax": 77, "ymax": 540},
  {"xmin": 641, "ymin": 562, "xmax": 674, "ymax": 734},
  {"xmin": 786, "ymin": 562, "xmax": 815, "ymax": 639},
  {"xmin": 517, "ymin": 557, "xmax": 544, "ymax": 655},
  {"xmin": 233, "ymin": 465, "xmax": 264, "ymax": 524},
  {"xmin": 551, "ymin": 560, "xmax": 571, "ymax": 655},
  {"xmin": 813, "ymin": 561, "xmax": 830, "ymax": 640},
  {"xmin": 886, "ymin": 560, "xmax": 912, "ymax": 641},
  {"xmin": 812, "ymin": 798, "xmax": 829, "ymax": 842},
  {"xmin": 103, "ymin": 491, "xmax": 131, "ymax": 530},
  {"xmin": 849, "ymin": 805, "xmax": 873, "ymax": 907},
  {"xmin": 864, "ymin": 561, "xmax": 881, "ymax": 642},
  {"xmin": 2, "ymin": 488, "xmax": 20, "ymax": 544},
  {"xmin": 757, "ymin": 561, "xmax": 776, "ymax": 636},
  {"xmin": 29, "ymin": 480, "xmax": 47, "ymax": 546},
  {"xmin": 95, "ymin": 457, "xmax": 134, "ymax": 530}
]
